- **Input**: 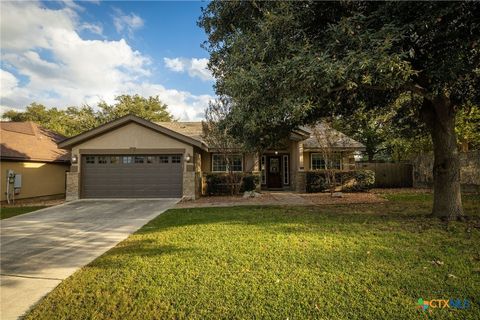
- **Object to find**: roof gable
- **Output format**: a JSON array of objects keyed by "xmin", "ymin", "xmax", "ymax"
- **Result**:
[
  {"xmin": 58, "ymin": 115, "xmax": 206, "ymax": 150},
  {"xmin": 303, "ymin": 123, "xmax": 365, "ymax": 150}
]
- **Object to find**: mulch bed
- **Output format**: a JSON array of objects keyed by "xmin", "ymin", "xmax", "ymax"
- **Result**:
[{"xmin": 299, "ymin": 192, "xmax": 386, "ymax": 205}]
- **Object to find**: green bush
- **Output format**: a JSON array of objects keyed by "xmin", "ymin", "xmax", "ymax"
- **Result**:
[
  {"xmin": 205, "ymin": 173, "xmax": 259, "ymax": 195},
  {"xmin": 305, "ymin": 170, "xmax": 375, "ymax": 193},
  {"xmin": 344, "ymin": 169, "xmax": 375, "ymax": 192},
  {"xmin": 240, "ymin": 174, "xmax": 260, "ymax": 192},
  {"xmin": 306, "ymin": 171, "xmax": 329, "ymax": 193}
]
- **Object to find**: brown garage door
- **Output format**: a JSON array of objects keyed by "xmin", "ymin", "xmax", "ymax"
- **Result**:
[{"xmin": 81, "ymin": 154, "xmax": 183, "ymax": 198}]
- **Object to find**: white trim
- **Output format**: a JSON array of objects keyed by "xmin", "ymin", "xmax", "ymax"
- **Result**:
[
  {"xmin": 261, "ymin": 155, "xmax": 266, "ymax": 184},
  {"xmin": 211, "ymin": 153, "xmax": 243, "ymax": 172},
  {"xmin": 282, "ymin": 154, "xmax": 289, "ymax": 185},
  {"xmin": 310, "ymin": 152, "xmax": 342, "ymax": 170}
]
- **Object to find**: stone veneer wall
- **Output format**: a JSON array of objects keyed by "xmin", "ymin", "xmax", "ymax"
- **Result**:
[
  {"xmin": 182, "ymin": 171, "xmax": 196, "ymax": 200},
  {"xmin": 412, "ymin": 151, "xmax": 480, "ymax": 193},
  {"xmin": 295, "ymin": 171, "xmax": 307, "ymax": 193},
  {"xmin": 66, "ymin": 171, "xmax": 79, "ymax": 201}
]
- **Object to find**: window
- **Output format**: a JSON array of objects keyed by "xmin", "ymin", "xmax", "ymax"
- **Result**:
[
  {"xmin": 85, "ymin": 156, "xmax": 95, "ymax": 164},
  {"xmin": 159, "ymin": 155, "xmax": 169, "ymax": 163},
  {"xmin": 146, "ymin": 156, "xmax": 155, "ymax": 164},
  {"xmin": 97, "ymin": 156, "xmax": 108, "ymax": 164},
  {"xmin": 134, "ymin": 156, "xmax": 145, "ymax": 164},
  {"xmin": 283, "ymin": 155, "xmax": 289, "ymax": 185},
  {"xmin": 171, "ymin": 155, "xmax": 181, "ymax": 163},
  {"xmin": 110, "ymin": 156, "xmax": 120, "ymax": 164},
  {"xmin": 311, "ymin": 153, "xmax": 341, "ymax": 170},
  {"xmin": 122, "ymin": 156, "xmax": 133, "ymax": 164},
  {"xmin": 212, "ymin": 154, "xmax": 243, "ymax": 172},
  {"xmin": 261, "ymin": 155, "xmax": 266, "ymax": 184}
]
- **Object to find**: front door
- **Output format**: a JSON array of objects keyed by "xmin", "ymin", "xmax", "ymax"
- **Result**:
[{"xmin": 267, "ymin": 156, "xmax": 282, "ymax": 188}]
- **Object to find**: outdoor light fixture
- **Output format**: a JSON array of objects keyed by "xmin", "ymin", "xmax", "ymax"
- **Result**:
[
  {"xmin": 71, "ymin": 154, "xmax": 78, "ymax": 164},
  {"xmin": 274, "ymin": 151, "xmax": 279, "ymax": 155},
  {"xmin": 185, "ymin": 154, "xmax": 192, "ymax": 162}
]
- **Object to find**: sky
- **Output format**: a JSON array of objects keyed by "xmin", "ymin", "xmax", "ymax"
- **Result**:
[{"xmin": 0, "ymin": 0, "xmax": 215, "ymax": 120}]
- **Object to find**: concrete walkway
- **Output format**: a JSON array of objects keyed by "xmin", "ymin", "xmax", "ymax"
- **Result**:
[{"xmin": 0, "ymin": 199, "xmax": 178, "ymax": 320}]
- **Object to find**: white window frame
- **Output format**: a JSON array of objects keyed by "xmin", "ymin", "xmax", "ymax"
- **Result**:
[
  {"xmin": 261, "ymin": 155, "xmax": 266, "ymax": 185},
  {"xmin": 211, "ymin": 154, "xmax": 243, "ymax": 172},
  {"xmin": 283, "ymin": 155, "xmax": 289, "ymax": 185},
  {"xmin": 310, "ymin": 153, "xmax": 342, "ymax": 170}
]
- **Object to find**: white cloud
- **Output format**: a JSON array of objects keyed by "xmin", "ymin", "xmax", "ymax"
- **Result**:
[
  {"xmin": 0, "ymin": 70, "xmax": 19, "ymax": 98},
  {"xmin": 112, "ymin": 8, "xmax": 144, "ymax": 37},
  {"xmin": 164, "ymin": 58, "xmax": 185, "ymax": 72},
  {"xmin": 0, "ymin": 1, "xmax": 212, "ymax": 121},
  {"xmin": 164, "ymin": 57, "xmax": 213, "ymax": 81},
  {"xmin": 79, "ymin": 22, "xmax": 103, "ymax": 35}
]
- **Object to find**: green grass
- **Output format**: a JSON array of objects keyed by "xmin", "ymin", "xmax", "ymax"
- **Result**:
[
  {"xmin": 26, "ymin": 193, "xmax": 480, "ymax": 319},
  {"xmin": 0, "ymin": 206, "xmax": 46, "ymax": 219}
]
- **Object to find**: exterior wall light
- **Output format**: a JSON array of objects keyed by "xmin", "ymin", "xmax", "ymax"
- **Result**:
[
  {"xmin": 71, "ymin": 154, "xmax": 78, "ymax": 164},
  {"xmin": 274, "ymin": 151, "xmax": 279, "ymax": 155},
  {"xmin": 185, "ymin": 154, "xmax": 192, "ymax": 162}
]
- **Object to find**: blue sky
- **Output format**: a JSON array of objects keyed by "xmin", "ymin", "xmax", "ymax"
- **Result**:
[{"xmin": 0, "ymin": 0, "xmax": 215, "ymax": 120}]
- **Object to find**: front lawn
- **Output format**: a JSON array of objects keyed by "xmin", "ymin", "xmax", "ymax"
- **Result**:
[
  {"xmin": 0, "ymin": 206, "xmax": 46, "ymax": 220},
  {"xmin": 26, "ymin": 193, "xmax": 480, "ymax": 319}
]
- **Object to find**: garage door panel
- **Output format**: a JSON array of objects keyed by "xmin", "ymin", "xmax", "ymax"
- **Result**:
[{"xmin": 82, "ymin": 154, "xmax": 183, "ymax": 198}]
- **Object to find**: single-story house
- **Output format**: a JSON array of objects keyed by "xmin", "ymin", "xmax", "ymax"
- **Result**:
[
  {"xmin": 1, "ymin": 121, "xmax": 70, "ymax": 202},
  {"xmin": 58, "ymin": 115, "xmax": 365, "ymax": 200}
]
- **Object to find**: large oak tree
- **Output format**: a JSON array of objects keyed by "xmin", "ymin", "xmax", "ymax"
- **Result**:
[{"xmin": 199, "ymin": 1, "xmax": 479, "ymax": 220}]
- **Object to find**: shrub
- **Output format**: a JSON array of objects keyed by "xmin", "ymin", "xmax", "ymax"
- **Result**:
[
  {"xmin": 305, "ymin": 170, "xmax": 375, "ymax": 193},
  {"xmin": 240, "ymin": 174, "xmax": 260, "ymax": 192},
  {"xmin": 343, "ymin": 169, "xmax": 375, "ymax": 192},
  {"xmin": 306, "ymin": 171, "xmax": 329, "ymax": 193},
  {"xmin": 205, "ymin": 173, "xmax": 259, "ymax": 195},
  {"xmin": 205, "ymin": 173, "xmax": 241, "ymax": 195}
]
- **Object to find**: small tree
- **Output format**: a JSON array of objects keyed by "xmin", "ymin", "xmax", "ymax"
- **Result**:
[
  {"xmin": 202, "ymin": 97, "xmax": 246, "ymax": 195},
  {"xmin": 311, "ymin": 120, "xmax": 350, "ymax": 195}
]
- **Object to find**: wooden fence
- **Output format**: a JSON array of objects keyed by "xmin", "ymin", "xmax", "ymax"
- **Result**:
[{"xmin": 357, "ymin": 162, "xmax": 413, "ymax": 188}]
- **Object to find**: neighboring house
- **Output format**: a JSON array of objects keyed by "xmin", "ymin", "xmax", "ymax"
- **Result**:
[
  {"xmin": 0, "ymin": 121, "xmax": 70, "ymax": 202},
  {"xmin": 59, "ymin": 115, "xmax": 365, "ymax": 200}
]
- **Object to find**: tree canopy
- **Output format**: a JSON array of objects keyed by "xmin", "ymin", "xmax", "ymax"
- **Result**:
[
  {"xmin": 2, "ymin": 95, "xmax": 173, "ymax": 137},
  {"xmin": 200, "ymin": 1, "xmax": 480, "ymax": 219}
]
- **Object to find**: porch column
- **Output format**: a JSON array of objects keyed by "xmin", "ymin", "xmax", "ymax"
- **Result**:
[
  {"xmin": 298, "ymin": 142, "xmax": 304, "ymax": 170},
  {"xmin": 253, "ymin": 152, "xmax": 260, "ymax": 171},
  {"xmin": 296, "ymin": 142, "xmax": 306, "ymax": 192},
  {"xmin": 253, "ymin": 152, "xmax": 261, "ymax": 192}
]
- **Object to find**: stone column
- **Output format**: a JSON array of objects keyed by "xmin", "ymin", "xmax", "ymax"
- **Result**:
[{"xmin": 66, "ymin": 171, "xmax": 79, "ymax": 201}]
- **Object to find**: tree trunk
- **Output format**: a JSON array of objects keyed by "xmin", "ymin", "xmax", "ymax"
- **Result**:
[{"xmin": 421, "ymin": 97, "xmax": 464, "ymax": 220}]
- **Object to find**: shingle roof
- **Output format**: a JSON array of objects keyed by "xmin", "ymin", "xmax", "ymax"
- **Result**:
[
  {"xmin": 1, "ymin": 122, "xmax": 70, "ymax": 162},
  {"xmin": 156, "ymin": 122, "xmax": 204, "ymax": 143},
  {"xmin": 302, "ymin": 122, "xmax": 365, "ymax": 150},
  {"xmin": 157, "ymin": 121, "xmax": 363, "ymax": 151}
]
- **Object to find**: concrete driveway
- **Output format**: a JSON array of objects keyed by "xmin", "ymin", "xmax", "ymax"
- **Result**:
[{"xmin": 0, "ymin": 199, "xmax": 178, "ymax": 320}]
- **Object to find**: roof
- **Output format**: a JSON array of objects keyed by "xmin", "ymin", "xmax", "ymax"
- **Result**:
[
  {"xmin": 58, "ymin": 115, "xmax": 362, "ymax": 152},
  {"xmin": 58, "ymin": 114, "xmax": 207, "ymax": 150},
  {"xmin": 157, "ymin": 121, "xmax": 204, "ymax": 143},
  {"xmin": 0, "ymin": 121, "xmax": 70, "ymax": 163},
  {"xmin": 302, "ymin": 122, "xmax": 365, "ymax": 151}
]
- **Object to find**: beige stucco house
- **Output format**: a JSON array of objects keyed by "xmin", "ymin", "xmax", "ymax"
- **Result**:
[
  {"xmin": 59, "ymin": 115, "xmax": 365, "ymax": 200},
  {"xmin": 1, "ymin": 121, "xmax": 70, "ymax": 202}
]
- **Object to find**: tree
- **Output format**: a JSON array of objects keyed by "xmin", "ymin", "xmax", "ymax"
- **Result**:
[
  {"xmin": 199, "ymin": 1, "xmax": 480, "ymax": 220},
  {"xmin": 202, "ymin": 97, "xmax": 255, "ymax": 195},
  {"xmin": 456, "ymin": 104, "xmax": 480, "ymax": 152},
  {"xmin": 2, "ymin": 95, "xmax": 173, "ymax": 137},
  {"xmin": 97, "ymin": 95, "xmax": 173, "ymax": 123}
]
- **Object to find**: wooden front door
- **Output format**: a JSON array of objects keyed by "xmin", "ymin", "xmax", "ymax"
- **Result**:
[{"xmin": 267, "ymin": 156, "xmax": 282, "ymax": 188}]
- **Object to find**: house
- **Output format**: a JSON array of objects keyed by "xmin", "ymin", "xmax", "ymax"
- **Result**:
[
  {"xmin": 1, "ymin": 121, "xmax": 70, "ymax": 202},
  {"xmin": 58, "ymin": 115, "xmax": 365, "ymax": 200}
]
